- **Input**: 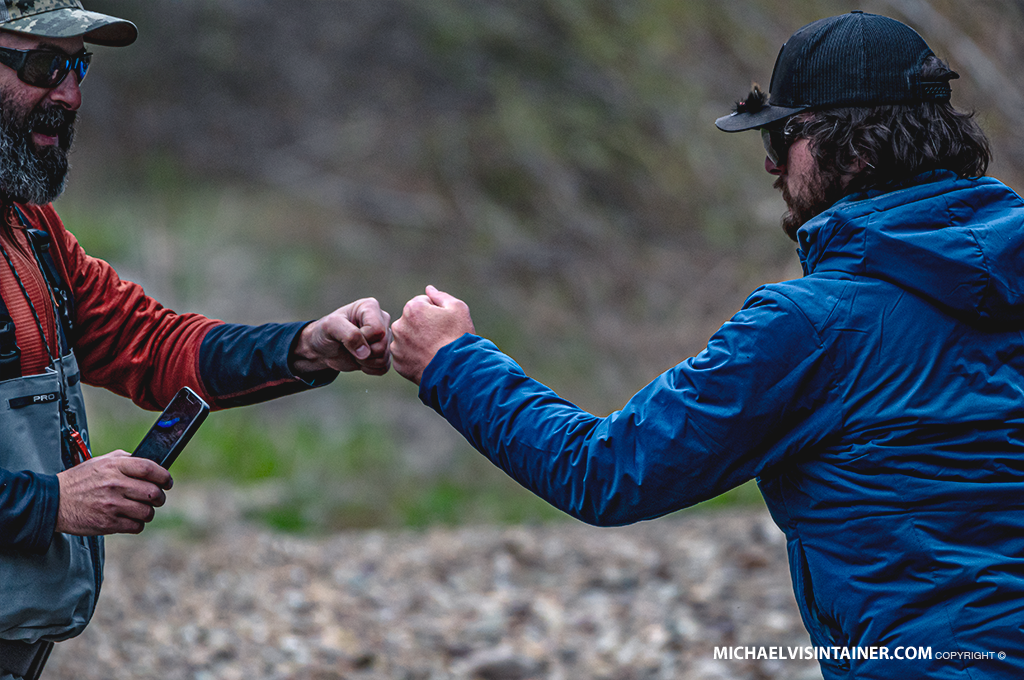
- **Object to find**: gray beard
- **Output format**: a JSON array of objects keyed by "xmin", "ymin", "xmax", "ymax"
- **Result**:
[{"xmin": 0, "ymin": 100, "xmax": 75, "ymax": 206}]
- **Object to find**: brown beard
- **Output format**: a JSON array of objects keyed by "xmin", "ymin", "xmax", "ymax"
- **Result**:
[{"xmin": 775, "ymin": 164, "xmax": 850, "ymax": 242}]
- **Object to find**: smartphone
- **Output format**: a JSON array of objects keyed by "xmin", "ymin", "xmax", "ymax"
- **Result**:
[{"xmin": 131, "ymin": 386, "xmax": 210, "ymax": 469}]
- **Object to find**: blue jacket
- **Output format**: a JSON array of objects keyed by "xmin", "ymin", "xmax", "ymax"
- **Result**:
[{"xmin": 420, "ymin": 170, "xmax": 1024, "ymax": 679}]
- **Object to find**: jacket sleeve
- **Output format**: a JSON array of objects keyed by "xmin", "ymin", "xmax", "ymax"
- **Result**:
[
  {"xmin": 418, "ymin": 287, "xmax": 843, "ymax": 526},
  {"xmin": 198, "ymin": 322, "xmax": 338, "ymax": 408},
  {"xmin": 35, "ymin": 206, "xmax": 335, "ymax": 410},
  {"xmin": 0, "ymin": 469, "xmax": 58, "ymax": 553}
]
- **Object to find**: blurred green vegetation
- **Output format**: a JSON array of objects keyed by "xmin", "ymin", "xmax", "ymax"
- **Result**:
[{"xmin": 61, "ymin": 0, "xmax": 1024, "ymax": 533}]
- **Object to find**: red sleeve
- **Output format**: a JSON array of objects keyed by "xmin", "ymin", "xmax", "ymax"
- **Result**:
[{"xmin": 28, "ymin": 205, "xmax": 222, "ymax": 411}]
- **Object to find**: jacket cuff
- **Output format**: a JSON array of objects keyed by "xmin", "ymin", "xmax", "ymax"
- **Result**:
[
  {"xmin": 199, "ymin": 322, "xmax": 339, "ymax": 408},
  {"xmin": 0, "ymin": 469, "xmax": 59, "ymax": 554},
  {"xmin": 287, "ymin": 322, "xmax": 342, "ymax": 388},
  {"xmin": 418, "ymin": 333, "xmax": 489, "ymax": 412}
]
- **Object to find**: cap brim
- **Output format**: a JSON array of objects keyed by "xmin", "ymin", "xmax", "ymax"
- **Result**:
[
  {"xmin": 3, "ymin": 8, "xmax": 137, "ymax": 47},
  {"xmin": 715, "ymin": 103, "xmax": 807, "ymax": 132}
]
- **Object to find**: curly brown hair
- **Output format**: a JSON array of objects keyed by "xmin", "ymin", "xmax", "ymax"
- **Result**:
[{"xmin": 798, "ymin": 57, "xmax": 991, "ymax": 195}]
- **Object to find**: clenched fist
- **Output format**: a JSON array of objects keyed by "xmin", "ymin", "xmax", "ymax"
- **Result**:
[{"xmin": 391, "ymin": 286, "xmax": 475, "ymax": 385}]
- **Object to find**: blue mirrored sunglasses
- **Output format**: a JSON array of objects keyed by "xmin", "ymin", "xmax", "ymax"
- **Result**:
[{"xmin": 0, "ymin": 46, "xmax": 91, "ymax": 89}]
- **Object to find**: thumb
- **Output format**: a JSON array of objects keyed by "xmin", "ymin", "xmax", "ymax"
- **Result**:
[
  {"xmin": 425, "ymin": 285, "xmax": 460, "ymax": 308},
  {"xmin": 345, "ymin": 333, "xmax": 372, "ymax": 360}
]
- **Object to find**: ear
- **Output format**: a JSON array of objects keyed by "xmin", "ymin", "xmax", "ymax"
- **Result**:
[{"xmin": 838, "ymin": 156, "xmax": 872, "ymax": 191}]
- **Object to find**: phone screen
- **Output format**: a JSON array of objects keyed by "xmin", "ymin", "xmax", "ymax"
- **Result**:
[{"xmin": 132, "ymin": 387, "xmax": 210, "ymax": 468}]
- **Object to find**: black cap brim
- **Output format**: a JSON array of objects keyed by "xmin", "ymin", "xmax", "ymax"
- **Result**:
[{"xmin": 715, "ymin": 102, "xmax": 807, "ymax": 132}]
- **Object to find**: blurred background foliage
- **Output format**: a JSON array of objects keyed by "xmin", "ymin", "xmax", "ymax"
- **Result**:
[{"xmin": 64, "ymin": 0, "xmax": 1024, "ymax": 532}]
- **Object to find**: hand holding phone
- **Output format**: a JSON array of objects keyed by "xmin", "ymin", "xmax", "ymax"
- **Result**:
[{"xmin": 131, "ymin": 386, "xmax": 210, "ymax": 469}]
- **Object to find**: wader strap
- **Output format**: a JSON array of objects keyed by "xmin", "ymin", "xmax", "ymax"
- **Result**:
[{"xmin": 0, "ymin": 638, "xmax": 54, "ymax": 680}]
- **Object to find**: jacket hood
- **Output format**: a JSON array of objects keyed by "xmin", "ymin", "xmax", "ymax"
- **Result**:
[{"xmin": 796, "ymin": 170, "xmax": 1024, "ymax": 329}]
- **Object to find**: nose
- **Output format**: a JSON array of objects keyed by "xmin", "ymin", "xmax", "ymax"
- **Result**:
[
  {"xmin": 765, "ymin": 155, "xmax": 784, "ymax": 175},
  {"xmin": 46, "ymin": 72, "xmax": 82, "ymax": 111}
]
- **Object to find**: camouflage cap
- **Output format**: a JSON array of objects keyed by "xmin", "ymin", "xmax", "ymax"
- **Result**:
[{"xmin": 0, "ymin": 0, "xmax": 137, "ymax": 47}]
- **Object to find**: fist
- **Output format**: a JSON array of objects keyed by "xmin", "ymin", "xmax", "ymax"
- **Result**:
[
  {"xmin": 292, "ymin": 297, "xmax": 392, "ymax": 376},
  {"xmin": 391, "ymin": 286, "xmax": 474, "ymax": 384}
]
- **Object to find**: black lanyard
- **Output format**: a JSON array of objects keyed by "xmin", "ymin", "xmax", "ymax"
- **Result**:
[{"xmin": 12, "ymin": 205, "xmax": 74, "ymax": 350}]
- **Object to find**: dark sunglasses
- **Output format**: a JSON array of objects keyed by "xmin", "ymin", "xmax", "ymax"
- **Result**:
[
  {"xmin": 0, "ymin": 46, "xmax": 91, "ymax": 89},
  {"xmin": 760, "ymin": 117, "xmax": 808, "ymax": 166},
  {"xmin": 761, "ymin": 127, "xmax": 788, "ymax": 165}
]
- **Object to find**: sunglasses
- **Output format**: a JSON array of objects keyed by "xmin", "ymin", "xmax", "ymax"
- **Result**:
[
  {"xmin": 761, "ymin": 126, "xmax": 794, "ymax": 166},
  {"xmin": 760, "ymin": 115, "xmax": 812, "ymax": 166},
  {"xmin": 0, "ymin": 46, "xmax": 91, "ymax": 89}
]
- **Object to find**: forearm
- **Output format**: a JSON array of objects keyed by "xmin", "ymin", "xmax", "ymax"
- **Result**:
[
  {"xmin": 199, "ymin": 322, "xmax": 338, "ymax": 408},
  {"xmin": 0, "ymin": 467, "xmax": 59, "ymax": 553},
  {"xmin": 418, "ymin": 294, "xmax": 844, "ymax": 525},
  {"xmin": 63, "ymin": 231, "xmax": 341, "ymax": 409},
  {"xmin": 418, "ymin": 335, "xmax": 733, "ymax": 526}
]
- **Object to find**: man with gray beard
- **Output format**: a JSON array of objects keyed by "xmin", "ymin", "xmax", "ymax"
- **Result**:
[
  {"xmin": 0, "ymin": 3, "xmax": 392, "ymax": 678},
  {"xmin": 0, "ymin": 94, "xmax": 76, "ymax": 206}
]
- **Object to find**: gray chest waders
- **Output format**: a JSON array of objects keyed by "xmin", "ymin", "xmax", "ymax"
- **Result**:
[
  {"xmin": 0, "ymin": 214, "xmax": 99, "ymax": 680},
  {"xmin": 0, "ymin": 353, "xmax": 100, "ymax": 639}
]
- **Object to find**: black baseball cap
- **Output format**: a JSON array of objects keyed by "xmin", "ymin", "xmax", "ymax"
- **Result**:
[{"xmin": 715, "ymin": 11, "xmax": 955, "ymax": 132}]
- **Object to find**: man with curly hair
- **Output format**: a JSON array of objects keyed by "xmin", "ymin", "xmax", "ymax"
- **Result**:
[{"xmin": 391, "ymin": 11, "xmax": 1022, "ymax": 680}]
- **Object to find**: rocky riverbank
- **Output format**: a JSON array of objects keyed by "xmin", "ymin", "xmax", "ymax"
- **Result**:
[{"xmin": 45, "ymin": 508, "xmax": 822, "ymax": 680}]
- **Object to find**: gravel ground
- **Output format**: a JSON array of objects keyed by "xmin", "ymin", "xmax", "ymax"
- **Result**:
[{"xmin": 44, "ymin": 503, "xmax": 822, "ymax": 680}]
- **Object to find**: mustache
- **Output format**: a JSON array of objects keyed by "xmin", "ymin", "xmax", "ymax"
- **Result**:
[{"xmin": 29, "ymin": 105, "xmax": 77, "ymax": 143}]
